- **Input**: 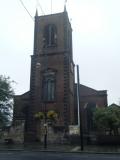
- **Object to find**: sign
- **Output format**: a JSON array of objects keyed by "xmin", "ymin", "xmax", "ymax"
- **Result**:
[{"xmin": 69, "ymin": 125, "xmax": 80, "ymax": 135}]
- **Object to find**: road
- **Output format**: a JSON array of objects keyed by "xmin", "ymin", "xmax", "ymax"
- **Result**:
[{"xmin": 0, "ymin": 151, "xmax": 120, "ymax": 160}]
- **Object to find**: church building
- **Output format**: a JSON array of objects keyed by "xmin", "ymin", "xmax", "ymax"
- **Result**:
[{"xmin": 13, "ymin": 9, "xmax": 107, "ymax": 142}]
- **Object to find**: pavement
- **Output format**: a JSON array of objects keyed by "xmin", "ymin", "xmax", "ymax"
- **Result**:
[{"xmin": 0, "ymin": 143, "xmax": 120, "ymax": 154}]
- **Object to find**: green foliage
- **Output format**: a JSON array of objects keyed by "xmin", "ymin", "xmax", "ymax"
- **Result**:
[
  {"xmin": 93, "ymin": 106, "xmax": 120, "ymax": 135},
  {"xmin": 0, "ymin": 75, "xmax": 14, "ymax": 127},
  {"xmin": 47, "ymin": 110, "xmax": 58, "ymax": 121},
  {"xmin": 34, "ymin": 110, "xmax": 58, "ymax": 124},
  {"xmin": 34, "ymin": 112, "xmax": 45, "ymax": 120}
]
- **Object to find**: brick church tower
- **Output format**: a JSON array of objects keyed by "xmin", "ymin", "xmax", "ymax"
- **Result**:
[
  {"xmin": 24, "ymin": 10, "xmax": 75, "ymax": 141},
  {"xmin": 13, "ymin": 9, "xmax": 108, "ymax": 143}
]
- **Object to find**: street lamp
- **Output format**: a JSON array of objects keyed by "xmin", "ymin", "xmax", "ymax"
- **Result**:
[
  {"xmin": 76, "ymin": 64, "xmax": 84, "ymax": 151},
  {"xmin": 43, "ymin": 100, "xmax": 48, "ymax": 149},
  {"xmin": 36, "ymin": 62, "xmax": 48, "ymax": 149},
  {"xmin": 34, "ymin": 110, "xmax": 58, "ymax": 149},
  {"xmin": 43, "ymin": 122, "xmax": 47, "ymax": 149}
]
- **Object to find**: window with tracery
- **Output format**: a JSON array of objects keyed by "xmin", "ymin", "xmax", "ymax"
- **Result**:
[
  {"xmin": 42, "ymin": 71, "xmax": 56, "ymax": 101},
  {"xmin": 43, "ymin": 24, "xmax": 57, "ymax": 47}
]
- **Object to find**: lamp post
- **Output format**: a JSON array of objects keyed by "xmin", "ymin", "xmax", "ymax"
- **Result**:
[
  {"xmin": 76, "ymin": 64, "xmax": 84, "ymax": 151},
  {"xmin": 43, "ymin": 102, "xmax": 47, "ymax": 149},
  {"xmin": 43, "ymin": 51, "xmax": 48, "ymax": 149},
  {"xmin": 43, "ymin": 121, "xmax": 47, "ymax": 149},
  {"xmin": 36, "ymin": 62, "xmax": 48, "ymax": 149}
]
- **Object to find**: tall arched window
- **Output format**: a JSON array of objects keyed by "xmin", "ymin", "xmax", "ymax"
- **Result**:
[
  {"xmin": 86, "ymin": 103, "xmax": 96, "ymax": 132},
  {"xmin": 42, "ymin": 71, "xmax": 56, "ymax": 101},
  {"xmin": 43, "ymin": 24, "xmax": 57, "ymax": 47}
]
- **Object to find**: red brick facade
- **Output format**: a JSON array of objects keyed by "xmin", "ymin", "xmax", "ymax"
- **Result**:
[{"xmin": 13, "ymin": 11, "xmax": 107, "ymax": 142}]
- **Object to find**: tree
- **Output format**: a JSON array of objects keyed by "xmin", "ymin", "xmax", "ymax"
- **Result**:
[
  {"xmin": 0, "ymin": 75, "xmax": 14, "ymax": 127},
  {"xmin": 93, "ymin": 106, "xmax": 120, "ymax": 135}
]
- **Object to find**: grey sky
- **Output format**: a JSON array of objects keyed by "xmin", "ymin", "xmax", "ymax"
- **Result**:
[{"xmin": 0, "ymin": 0, "xmax": 120, "ymax": 105}]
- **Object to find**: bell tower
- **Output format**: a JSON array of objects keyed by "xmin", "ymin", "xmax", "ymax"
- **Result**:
[{"xmin": 26, "ymin": 10, "xmax": 75, "ymax": 141}]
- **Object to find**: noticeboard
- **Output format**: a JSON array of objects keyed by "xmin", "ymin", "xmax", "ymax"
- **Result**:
[{"xmin": 69, "ymin": 125, "xmax": 80, "ymax": 135}]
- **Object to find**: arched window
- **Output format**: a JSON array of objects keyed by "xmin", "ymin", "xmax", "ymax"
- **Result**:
[
  {"xmin": 43, "ymin": 24, "xmax": 57, "ymax": 47},
  {"xmin": 86, "ymin": 103, "xmax": 96, "ymax": 132},
  {"xmin": 42, "ymin": 71, "xmax": 56, "ymax": 101}
]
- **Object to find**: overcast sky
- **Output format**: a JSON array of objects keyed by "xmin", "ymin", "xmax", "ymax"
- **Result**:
[{"xmin": 0, "ymin": 0, "xmax": 120, "ymax": 105}]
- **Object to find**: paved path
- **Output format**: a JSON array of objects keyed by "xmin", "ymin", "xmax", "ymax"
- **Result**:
[
  {"xmin": 0, "ymin": 151, "xmax": 120, "ymax": 160},
  {"xmin": 0, "ymin": 144, "xmax": 120, "ymax": 153}
]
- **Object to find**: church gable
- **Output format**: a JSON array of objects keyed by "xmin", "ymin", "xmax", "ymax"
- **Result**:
[
  {"xmin": 79, "ymin": 84, "xmax": 98, "ymax": 96},
  {"xmin": 75, "ymin": 84, "xmax": 107, "ymax": 97}
]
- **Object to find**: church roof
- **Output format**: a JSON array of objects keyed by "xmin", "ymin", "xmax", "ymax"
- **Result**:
[{"xmin": 75, "ymin": 84, "xmax": 107, "ymax": 97}]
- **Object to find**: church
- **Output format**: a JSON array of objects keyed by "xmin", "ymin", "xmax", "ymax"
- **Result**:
[{"xmin": 13, "ymin": 9, "xmax": 107, "ymax": 142}]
